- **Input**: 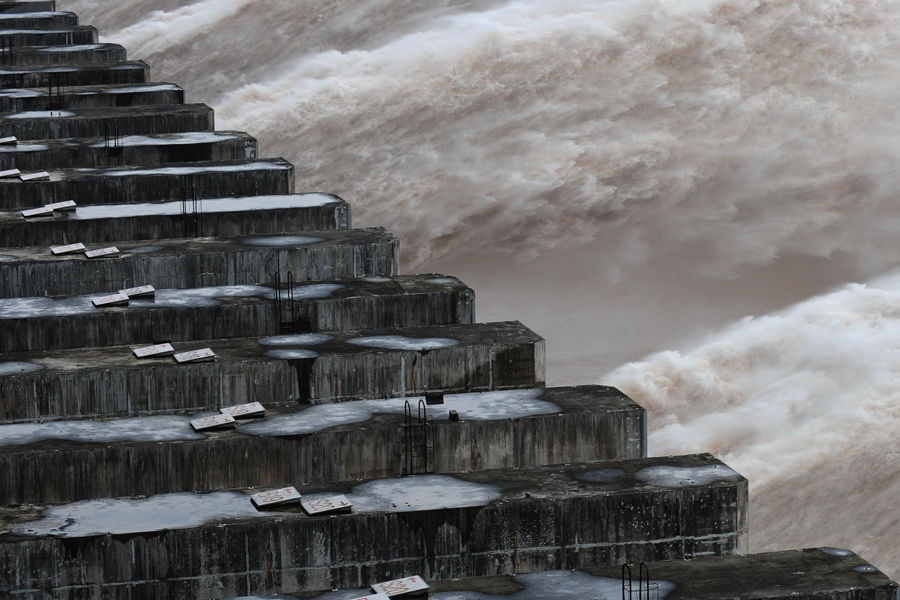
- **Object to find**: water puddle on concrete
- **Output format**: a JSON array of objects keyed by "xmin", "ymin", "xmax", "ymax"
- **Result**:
[
  {"xmin": 346, "ymin": 335, "xmax": 459, "ymax": 351},
  {"xmin": 635, "ymin": 464, "xmax": 741, "ymax": 487},
  {"xmin": 12, "ymin": 491, "xmax": 266, "ymax": 538},
  {"xmin": 0, "ymin": 361, "xmax": 44, "ymax": 376},
  {"xmin": 265, "ymin": 348, "xmax": 319, "ymax": 360},
  {"xmin": 0, "ymin": 415, "xmax": 200, "ymax": 447},
  {"xmin": 259, "ymin": 333, "xmax": 333, "ymax": 346},
  {"xmin": 242, "ymin": 234, "xmax": 324, "ymax": 247},
  {"xmin": 240, "ymin": 389, "xmax": 558, "ymax": 436}
]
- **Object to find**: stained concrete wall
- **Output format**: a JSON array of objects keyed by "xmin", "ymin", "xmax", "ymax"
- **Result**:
[
  {"xmin": 0, "ymin": 456, "xmax": 747, "ymax": 598},
  {"xmin": 0, "ymin": 25, "xmax": 95, "ymax": 46},
  {"xmin": 0, "ymin": 60, "xmax": 148, "ymax": 88},
  {"xmin": 0, "ymin": 275, "xmax": 475, "ymax": 351},
  {"xmin": 0, "ymin": 83, "xmax": 185, "ymax": 113},
  {"xmin": 0, "ymin": 42, "xmax": 126, "ymax": 67},
  {"xmin": 0, "ymin": 2, "xmax": 57, "ymax": 14},
  {"xmin": 0, "ymin": 12, "xmax": 77, "ymax": 28},
  {"xmin": 0, "ymin": 103, "xmax": 215, "ymax": 139},
  {"xmin": 0, "ymin": 321, "xmax": 542, "ymax": 421},
  {"xmin": 0, "ymin": 227, "xmax": 397, "ymax": 298},
  {"xmin": 0, "ymin": 195, "xmax": 349, "ymax": 248},
  {"xmin": 0, "ymin": 131, "xmax": 257, "ymax": 171},
  {"xmin": 0, "ymin": 158, "xmax": 294, "ymax": 210},
  {"xmin": 0, "ymin": 386, "xmax": 645, "ymax": 504}
]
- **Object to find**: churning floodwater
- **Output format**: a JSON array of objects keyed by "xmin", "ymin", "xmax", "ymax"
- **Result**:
[{"xmin": 68, "ymin": 0, "xmax": 900, "ymax": 579}]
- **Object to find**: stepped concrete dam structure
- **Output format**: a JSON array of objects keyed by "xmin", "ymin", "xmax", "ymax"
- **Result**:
[{"xmin": 0, "ymin": 2, "xmax": 895, "ymax": 599}]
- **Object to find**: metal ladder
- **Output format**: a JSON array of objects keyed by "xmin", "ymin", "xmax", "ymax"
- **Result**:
[
  {"xmin": 622, "ymin": 563, "xmax": 658, "ymax": 600},
  {"xmin": 403, "ymin": 399, "xmax": 433, "ymax": 475}
]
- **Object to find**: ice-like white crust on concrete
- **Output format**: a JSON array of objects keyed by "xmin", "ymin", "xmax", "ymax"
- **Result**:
[
  {"xmin": 102, "ymin": 84, "xmax": 180, "ymax": 94},
  {"xmin": 0, "ymin": 415, "xmax": 201, "ymax": 447},
  {"xmin": 347, "ymin": 335, "xmax": 459, "ymax": 351},
  {"xmin": 34, "ymin": 44, "xmax": 106, "ymax": 52},
  {"xmin": 819, "ymin": 547, "xmax": 855, "ymax": 556},
  {"xmin": 73, "ymin": 194, "xmax": 340, "ymax": 220},
  {"xmin": 5, "ymin": 110, "xmax": 75, "ymax": 119},
  {"xmin": 239, "ymin": 389, "xmax": 558, "ymax": 437},
  {"xmin": 345, "ymin": 475, "xmax": 501, "ymax": 513},
  {"xmin": 0, "ymin": 284, "xmax": 342, "ymax": 318},
  {"xmin": 88, "ymin": 131, "xmax": 237, "ymax": 148},
  {"xmin": 0, "ymin": 143, "xmax": 47, "ymax": 152},
  {"xmin": 0, "ymin": 12, "xmax": 73, "ymax": 19},
  {"xmin": 635, "ymin": 464, "xmax": 741, "ymax": 488},
  {"xmin": 102, "ymin": 162, "xmax": 290, "ymax": 177},
  {"xmin": 0, "ymin": 89, "xmax": 42, "ymax": 98},
  {"xmin": 242, "ymin": 234, "xmax": 324, "ymax": 246},
  {"xmin": 12, "ymin": 491, "xmax": 265, "ymax": 538},
  {"xmin": 0, "ymin": 361, "xmax": 43, "ymax": 376},
  {"xmin": 265, "ymin": 348, "xmax": 320, "ymax": 360},
  {"xmin": 258, "ymin": 333, "xmax": 333, "ymax": 346}
]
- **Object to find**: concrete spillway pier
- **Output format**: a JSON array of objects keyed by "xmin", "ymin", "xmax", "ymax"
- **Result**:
[
  {"xmin": 0, "ymin": 227, "xmax": 397, "ymax": 298},
  {"xmin": 0, "ymin": 455, "xmax": 746, "ymax": 598},
  {"xmin": 0, "ymin": 158, "xmax": 294, "ymax": 209},
  {"xmin": 0, "ymin": 130, "xmax": 257, "ymax": 170},
  {"xmin": 0, "ymin": 320, "xmax": 543, "ymax": 421},
  {"xmin": 0, "ymin": 193, "xmax": 350, "ymax": 248},
  {"xmin": 0, "ymin": 82, "xmax": 185, "ymax": 112},
  {"xmin": 0, "ymin": 103, "xmax": 215, "ymax": 139},
  {"xmin": 0, "ymin": 60, "xmax": 148, "ymax": 88},
  {"xmin": 0, "ymin": 42, "xmax": 126, "ymax": 67},
  {"xmin": 0, "ymin": 11, "xmax": 78, "ymax": 29},
  {"xmin": 308, "ymin": 550, "xmax": 897, "ymax": 600},
  {"xmin": 0, "ymin": 274, "xmax": 475, "ymax": 351},
  {"xmin": 0, "ymin": 386, "xmax": 645, "ymax": 504}
]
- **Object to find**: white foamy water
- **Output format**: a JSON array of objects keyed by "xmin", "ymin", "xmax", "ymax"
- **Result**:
[{"xmin": 64, "ymin": 0, "xmax": 900, "ymax": 580}]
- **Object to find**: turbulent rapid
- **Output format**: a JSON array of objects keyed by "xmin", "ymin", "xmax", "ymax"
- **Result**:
[{"xmin": 68, "ymin": 0, "xmax": 900, "ymax": 579}]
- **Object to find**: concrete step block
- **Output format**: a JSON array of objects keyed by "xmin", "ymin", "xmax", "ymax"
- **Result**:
[
  {"xmin": 0, "ymin": 274, "xmax": 474, "ymax": 352},
  {"xmin": 0, "ymin": 157, "xmax": 295, "ymax": 210},
  {"xmin": 0, "ymin": 59, "xmax": 147, "ymax": 88},
  {"xmin": 0, "ymin": 103, "xmax": 215, "ymax": 140},
  {"xmin": 0, "ymin": 82, "xmax": 184, "ymax": 112},
  {"xmin": 0, "ymin": 11, "xmax": 77, "ymax": 29},
  {"xmin": 0, "ymin": 130, "xmax": 257, "ymax": 171},
  {"xmin": 0, "ymin": 2, "xmax": 56, "ymax": 14},
  {"xmin": 0, "ymin": 386, "xmax": 645, "ymax": 504},
  {"xmin": 0, "ymin": 192, "xmax": 349, "ymax": 248},
  {"xmin": 293, "ymin": 549, "xmax": 897, "ymax": 600},
  {"xmin": 0, "ymin": 320, "xmax": 541, "ymax": 421},
  {"xmin": 0, "ymin": 24, "xmax": 95, "ymax": 46},
  {"xmin": 0, "ymin": 455, "xmax": 747, "ymax": 597},
  {"xmin": 0, "ymin": 227, "xmax": 396, "ymax": 298},
  {"xmin": 0, "ymin": 42, "xmax": 126, "ymax": 67}
]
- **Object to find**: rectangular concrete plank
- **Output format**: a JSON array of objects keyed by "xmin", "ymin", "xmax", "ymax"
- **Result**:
[
  {"xmin": 0, "ymin": 130, "xmax": 257, "ymax": 171},
  {"xmin": 0, "ymin": 455, "xmax": 747, "ymax": 597},
  {"xmin": 0, "ymin": 103, "xmax": 215, "ymax": 140},
  {"xmin": 0, "ymin": 157, "xmax": 294, "ymax": 209},
  {"xmin": 0, "ymin": 274, "xmax": 474, "ymax": 352},
  {"xmin": 0, "ymin": 11, "xmax": 78, "ymax": 29},
  {"xmin": 0, "ymin": 59, "xmax": 147, "ymax": 88},
  {"xmin": 0, "ymin": 25, "xmax": 94, "ymax": 46},
  {"xmin": 0, "ymin": 193, "xmax": 350, "ymax": 248},
  {"xmin": 0, "ymin": 227, "xmax": 396, "ymax": 298},
  {"xmin": 0, "ymin": 320, "xmax": 542, "ymax": 421},
  {"xmin": 0, "ymin": 42, "xmax": 126, "ymax": 67},
  {"xmin": 0, "ymin": 82, "xmax": 184, "ymax": 112},
  {"xmin": 0, "ymin": 386, "xmax": 646, "ymax": 504}
]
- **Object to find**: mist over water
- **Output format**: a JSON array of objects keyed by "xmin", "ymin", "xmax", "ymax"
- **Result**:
[{"xmin": 69, "ymin": 0, "xmax": 900, "ymax": 579}]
